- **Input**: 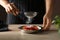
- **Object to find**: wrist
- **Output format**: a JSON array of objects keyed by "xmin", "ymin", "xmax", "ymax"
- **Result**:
[
  {"xmin": 0, "ymin": 0, "xmax": 10, "ymax": 7},
  {"xmin": 45, "ymin": 10, "xmax": 52, "ymax": 16}
]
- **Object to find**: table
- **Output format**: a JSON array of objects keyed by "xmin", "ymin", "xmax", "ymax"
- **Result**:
[{"xmin": 0, "ymin": 24, "xmax": 60, "ymax": 40}]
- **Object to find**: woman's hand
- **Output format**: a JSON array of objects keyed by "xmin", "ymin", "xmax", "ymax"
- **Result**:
[
  {"xmin": 42, "ymin": 0, "xmax": 53, "ymax": 30},
  {"xmin": 2, "ymin": 3, "xmax": 19, "ymax": 16},
  {"xmin": 42, "ymin": 14, "xmax": 52, "ymax": 30}
]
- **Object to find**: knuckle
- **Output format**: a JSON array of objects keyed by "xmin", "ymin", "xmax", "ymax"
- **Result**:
[
  {"xmin": 6, "ymin": 11, "xmax": 9, "ymax": 13},
  {"xmin": 10, "ymin": 8, "xmax": 13, "ymax": 10},
  {"xmin": 7, "ymin": 4, "xmax": 11, "ymax": 6},
  {"xmin": 8, "ymin": 9, "xmax": 11, "ymax": 11}
]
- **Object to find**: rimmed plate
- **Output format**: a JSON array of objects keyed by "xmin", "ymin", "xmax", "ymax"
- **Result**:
[{"xmin": 18, "ymin": 25, "xmax": 43, "ymax": 34}]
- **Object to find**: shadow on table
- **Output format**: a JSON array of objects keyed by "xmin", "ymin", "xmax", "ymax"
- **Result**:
[{"xmin": 30, "ymin": 30, "xmax": 58, "ymax": 35}]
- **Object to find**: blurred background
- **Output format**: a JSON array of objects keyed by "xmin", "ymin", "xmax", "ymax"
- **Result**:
[{"xmin": 0, "ymin": 0, "xmax": 60, "ymax": 24}]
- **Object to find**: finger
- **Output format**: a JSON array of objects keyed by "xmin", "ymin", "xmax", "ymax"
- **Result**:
[
  {"xmin": 12, "ymin": 7, "xmax": 18, "ymax": 16},
  {"xmin": 9, "ymin": 3, "xmax": 18, "ymax": 16},
  {"xmin": 12, "ymin": 10, "xmax": 17, "ymax": 16},
  {"xmin": 13, "ymin": 5, "xmax": 19, "ymax": 15},
  {"xmin": 8, "ymin": 7, "xmax": 13, "ymax": 13},
  {"xmin": 15, "ymin": 9, "xmax": 20, "ymax": 15},
  {"xmin": 43, "ymin": 17, "xmax": 47, "ymax": 27},
  {"xmin": 5, "ymin": 9, "xmax": 9, "ymax": 14},
  {"xmin": 5, "ymin": 7, "xmax": 12, "ymax": 14},
  {"xmin": 45, "ymin": 18, "xmax": 52, "ymax": 30},
  {"xmin": 11, "ymin": 3, "xmax": 19, "ymax": 15},
  {"xmin": 42, "ymin": 18, "xmax": 47, "ymax": 30}
]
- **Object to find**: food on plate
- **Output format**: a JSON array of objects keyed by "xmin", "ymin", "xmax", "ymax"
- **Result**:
[{"xmin": 22, "ymin": 25, "xmax": 39, "ymax": 30}]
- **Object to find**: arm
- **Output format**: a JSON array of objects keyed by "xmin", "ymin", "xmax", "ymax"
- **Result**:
[
  {"xmin": 45, "ymin": 0, "xmax": 53, "ymax": 16},
  {"xmin": 43, "ymin": 0, "xmax": 54, "ymax": 30}
]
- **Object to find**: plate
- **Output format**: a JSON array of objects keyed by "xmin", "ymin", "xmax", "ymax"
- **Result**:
[{"xmin": 18, "ymin": 25, "xmax": 43, "ymax": 34}]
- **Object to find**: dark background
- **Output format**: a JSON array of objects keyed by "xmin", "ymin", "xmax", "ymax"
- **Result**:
[
  {"xmin": 0, "ymin": 6, "xmax": 7, "ymax": 23},
  {"xmin": 0, "ymin": 0, "xmax": 60, "ymax": 24}
]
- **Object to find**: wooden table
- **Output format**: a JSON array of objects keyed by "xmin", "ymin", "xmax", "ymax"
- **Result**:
[{"xmin": 0, "ymin": 24, "xmax": 59, "ymax": 40}]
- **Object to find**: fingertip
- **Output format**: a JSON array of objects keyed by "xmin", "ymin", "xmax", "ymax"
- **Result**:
[
  {"xmin": 15, "ymin": 11, "xmax": 18, "ymax": 15},
  {"xmin": 13, "ymin": 12, "xmax": 17, "ymax": 16},
  {"xmin": 13, "ymin": 14, "xmax": 17, "ymax": 16}
]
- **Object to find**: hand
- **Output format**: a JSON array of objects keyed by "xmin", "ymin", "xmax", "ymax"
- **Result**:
[
  {"xmin": 3, "ymin": 3, "xmax": 19, "ymax": 16},
  {"xmin": 42, "ymin": 14, "xmax": 52, "ymax": 31}
]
